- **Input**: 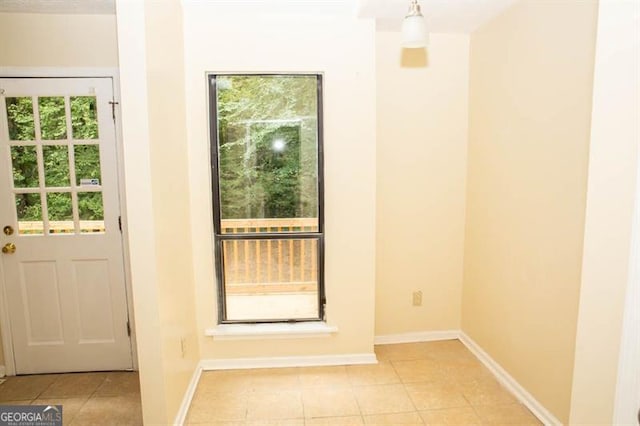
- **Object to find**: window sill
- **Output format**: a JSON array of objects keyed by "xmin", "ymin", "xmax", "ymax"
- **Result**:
[{"xmin": 205, "ymin": 322, "xmax": 338, "ymax": 340}]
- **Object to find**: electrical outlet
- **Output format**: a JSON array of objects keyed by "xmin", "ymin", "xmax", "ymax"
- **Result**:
[
  {"xmin": 412, "ymin": 291, "xmax": 423, "ymax": 306},
  {"xmin": 180, "ymin": 337, "xmax": 187, "ymax": 358}
]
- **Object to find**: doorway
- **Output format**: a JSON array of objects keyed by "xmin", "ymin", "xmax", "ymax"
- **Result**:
[{"xmin": 0, "ymin": 77, "xmax": 132, "ymax": 374}]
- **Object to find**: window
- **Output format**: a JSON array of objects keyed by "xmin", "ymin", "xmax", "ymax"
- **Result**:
[
  {"xmin": 7, "ymin": 95, "xmax": 105, "ymax": 235},
  {"xmin": 209, "ymin": 74, "xmax": 325, "ymax": 323}
]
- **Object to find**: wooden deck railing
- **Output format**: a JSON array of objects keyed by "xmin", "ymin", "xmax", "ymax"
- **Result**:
[
  {"xmin": 221, "ymin": 218, "xmax": 318, "ymax": 295},
  {"xmin": 18, "ymin": 220, "xmax": 105, "ymax": 234},
  {"xmin": 18, "ymin": 218, "xmax": 318, "ymax": 296}
]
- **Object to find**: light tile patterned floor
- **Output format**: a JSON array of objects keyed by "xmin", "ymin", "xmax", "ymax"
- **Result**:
[
  {"xmin": 186, "ymin": 341, "xmax": 542, "ymax": 425},
  {"xmin": 0, "ymin": 371, "xmax": 141, "ymax": 425}
]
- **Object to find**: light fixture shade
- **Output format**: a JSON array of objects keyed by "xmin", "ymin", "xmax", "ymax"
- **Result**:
[{"xmin": 401, "ymin": 15, "xmax": 429, "ymax": 48}]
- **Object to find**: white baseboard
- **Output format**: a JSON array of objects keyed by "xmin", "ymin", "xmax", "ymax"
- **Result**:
[
  {"xmin": 459, "ymin": 332, "xmax": 561, "ymax": 426},
  {"xmin": 374, "ymin": 330, "xmax": 459, "ymax": 345},
  {"xmin": 0, "ymin": 365, "xmax": 5, "ymax": 378},
  {"xmin": 200, "ymin": 353, "xmax": 377, "ymax": 370},
  {"xmin": 375, "ymin": 329, "xmax": 559, "ymax": 425},
  {"xmin": 173, "ymin": 364, "xmax": 202, "ymax": 426}
]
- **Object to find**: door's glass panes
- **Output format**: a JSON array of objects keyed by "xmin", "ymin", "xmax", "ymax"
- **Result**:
[
  {"xmin": 78, "ymin": 192, "xmax": 104, "ymax": 233},
  {"xmin": 74, "ymin": 145, "xmax": 101, "ymax": 186},
  {"xmin": 38, "ymin": 97, "xmax": 67, "ymax": 140},
  {"xmin": 10, "ymin": 146, "xmax": 39, "ymax": 188},
  {"xmin": 216, "ymin": 75, "xmax": 319, "ymax": 233},
  {"xmin": 15, "ymin": 193, "xmax": 43, "ymax": 235},
  {"xmin": 46, "ymin": 192, "xmax": 73, "ymax": 234},
  {"xmin": 222, "ymin": 238, "xmax": 319, "ymax": 321},
  {"xmin": 6, "ymin": 97, "xmax": 35, "ymax": 141},
  {"xmin": 42, "ymin": 145, "xmax": 70, "ymax": 187},
  {"xmin": 71, "ymin": 96, "xmax": 99, "ymax": 139}
]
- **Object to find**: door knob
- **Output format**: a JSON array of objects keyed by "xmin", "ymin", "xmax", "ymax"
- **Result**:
[
  {"xmin": 2, "ymin": 243, "xmax": 16, "ymax": 254},
  {"xmin": 3, "ymin": 226, "xmax": 13, "ymax": 236}
]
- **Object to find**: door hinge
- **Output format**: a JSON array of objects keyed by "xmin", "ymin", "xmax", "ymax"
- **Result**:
[
  {"xmin": 109, "ymin": 100, "xmax": 119, "ymax": 121},
  {"xmin": 118, "ymin": 216, "xmax": 122, "ymax": 232},
  {"xmin": 126, "ymin": 320, "xmax": 131, "ymax": 337}
]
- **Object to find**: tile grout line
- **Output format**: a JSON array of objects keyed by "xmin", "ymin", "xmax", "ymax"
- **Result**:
[
  {"xmin": 459, "ymin": 386, "xmax": 486, "ymax": 423},
  {"xmin": 349, "ymin": 375, "xmax": 365, "ymax": 422},
  {"xmin": 90, "ymin": 373, "xmax": 109, "ymax": 399},
  {"xmin": 346, "ymin": 380, "xmax": 365, "ymax": 424},
  {"xmin": 387, "ymin": 357, "xmax": 425, "ymax": 424},
  {"xmin": 68, "ymin": 372, "xmax": 107, "ymax": 425},
  {"xmin": 32, "ymin": 373, "xmax": 101, "ymax": 425},
  {"xmin": 36, "ymin": 373, "xmax": 61, "ymax": 400},
  {"xmin": 299, "ymin": 374, "xmax": 306, "ymax": 423},
  {"xmin": 388, "ymin": 347, "xmax": 487, "ymax": 424}
]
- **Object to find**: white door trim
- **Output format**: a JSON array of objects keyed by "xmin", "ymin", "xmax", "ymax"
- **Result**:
[{"xmin": 0, "ymin": 67, "xmax": 137, "ymax": 375}]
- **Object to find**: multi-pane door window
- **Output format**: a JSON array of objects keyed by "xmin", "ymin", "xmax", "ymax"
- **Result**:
[
  {"xmin": 5, "ymin": 96, "xmax": 105, "ymax": 235},
  {"xmin": 209, "ymin": 74, "xmax": 324, "ymax": 323}
]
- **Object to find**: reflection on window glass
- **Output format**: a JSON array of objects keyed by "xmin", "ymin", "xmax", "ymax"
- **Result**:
[
  {"xmin": 15, "ymin": 193, "xmax": 43, "ymax": 235},
  {"xmin": 71, "ymin": 96, "xmax": 99, "ymax": 139},
  {"xmin": 6, "ymin": 97, "xmax": 35, "ymax": 141},
  {"xmin": 39, "ymin": 97, "xmax": 67, "ymax": 140},
  {"xmin": 78, "ymin": 192, "xmax": 105, "ymax": 233},
  {"xmin": 43, "ymin": 145, "xmax": 70, "ymax": 187},
  {"xmin": 11, "ymin": 146, "xmax": 39, "ymax": 188},
  {"xmin": 216, "ymin": 75, "xmax": 319, "ymax": 233},
  {"xmin": 74, "ymin": 145, "xmax": 101, "ymax": 186},
  {"xmin": 47, "ymin": 192, "xmax": 73, "ymax": 234}
]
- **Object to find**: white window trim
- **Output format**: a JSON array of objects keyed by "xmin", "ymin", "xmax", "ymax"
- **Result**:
[{"xmin": 206, "ymin": 321, "xmax": 337, "ymax": 340}]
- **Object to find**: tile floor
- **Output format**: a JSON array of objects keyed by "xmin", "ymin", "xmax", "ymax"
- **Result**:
[
  {"xmin": 0, "ymin": 342, "xmax": 542, "ymax": 425},
  {"xmin": 0, "ymin": 371, "xmax": 142, "ymax": 425},
  {"xmin": 186, "ymin": 341, "xmax": 542, "ymax": 425}
]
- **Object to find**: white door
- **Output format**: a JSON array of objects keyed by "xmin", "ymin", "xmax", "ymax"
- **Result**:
[{"xmin": 0, "ymin": 78, "xmax": 132, "ymax": 374}]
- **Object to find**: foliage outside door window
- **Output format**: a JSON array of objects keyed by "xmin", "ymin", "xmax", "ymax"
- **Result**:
[{"xmin": 6, "ymin": 95, "xmax": 104, "ymax": 234}]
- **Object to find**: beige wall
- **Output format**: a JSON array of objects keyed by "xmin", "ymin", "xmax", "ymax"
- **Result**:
[
  {"xmin": 0, "ymin": 13, "xmax": 118, "ymax": 67},
  {"xmin": 375, "ymin": 32, "xmax": 469, "ymax": 336},
  {"xmin": 144, "ymin": 1, "xmax": 200, "ymax": 422},
  {"xmin": 570, "ymin": 0, "xmax": 639, "ymax": 422},
  {"xmin": 115, "ymin": 2, "xmax": 167, "ymax": 423},
  {"xmin": 116, "ymin": 1, "xmax": 199, "ymax": 423},
  {"xmin": 461, "ymin": 0, "xmax": 598, "ymax": 423},
  {"xmin": 182, "ymin": 5, "xmax": 377, "ymax": 358}
]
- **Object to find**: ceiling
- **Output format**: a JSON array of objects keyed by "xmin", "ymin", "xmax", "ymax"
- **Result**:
[
  {"xmin": 359, "ymin": 0, "xmax": 518, "ymax": 33},
  {"xmin": 0, "ymin": 0, "xmax": 517, "ymax": 33}
]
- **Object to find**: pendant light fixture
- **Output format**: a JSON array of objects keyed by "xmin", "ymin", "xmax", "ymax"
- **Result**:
[{"xmin": 401, "ymin": 0, "xmax": 429, "ymax": 48}]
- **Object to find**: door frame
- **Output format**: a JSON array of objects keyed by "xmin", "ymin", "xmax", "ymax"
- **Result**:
[{"xmin": 0, "ymin": 67, "xmax": 137, "ymax": 375}]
